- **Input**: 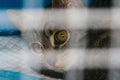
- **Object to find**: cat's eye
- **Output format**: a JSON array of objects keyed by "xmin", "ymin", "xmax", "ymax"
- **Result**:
[{"xmin": 54, "ymin": 30, "xmax": 68, "ymax": 44}]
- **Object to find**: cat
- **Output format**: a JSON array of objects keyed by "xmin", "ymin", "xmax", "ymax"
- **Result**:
[
  {"xmin": 7, "ymin": 0, "xmax": 111, "ymax": 80},
  {"xmin": 7, "ymin": 10, "xmax": 87, "ymax": 80},
  {"xmin": 7, "ymin": 10, "xmax": 112, "ymax": 80},
  {"xmin": 7, "ymin": 9, "xmax": 86, "ymax": 70}
]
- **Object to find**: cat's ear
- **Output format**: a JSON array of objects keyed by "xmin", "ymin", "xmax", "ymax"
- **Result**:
[{"xmin": 7, "ymin": 10, "xmax": 26, "ymax": 33}]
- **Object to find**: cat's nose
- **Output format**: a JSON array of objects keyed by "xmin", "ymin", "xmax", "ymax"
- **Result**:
[
  {"xmin": 55, "ymin": 56, "xmax": 65, "ymax": 68},
  {"xmin": 55, "ymin": 59, "xmax": 65, "ymax": 68}
]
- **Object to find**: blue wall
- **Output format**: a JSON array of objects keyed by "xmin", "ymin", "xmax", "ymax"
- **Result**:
[
  {"xmin": 0, "ymin": 0, "xmax": 23, "ymax": 9},
  {"xmin": 0, "ymin": 0, "xmax": 51, "ymax": 9}
]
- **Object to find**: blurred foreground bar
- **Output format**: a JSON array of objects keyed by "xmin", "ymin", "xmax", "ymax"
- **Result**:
[{"xmin": 0, "ymin": 11, "xmax": 21, "ymax": 36}]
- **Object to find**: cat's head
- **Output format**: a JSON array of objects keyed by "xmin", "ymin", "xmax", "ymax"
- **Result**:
[{"xmin": 7, "ymin": 10, "xmax": 83, "ymax": 72}]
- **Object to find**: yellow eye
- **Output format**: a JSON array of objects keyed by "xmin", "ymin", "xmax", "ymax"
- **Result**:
[{"xmin": 54, "ymin": 30, "xmax": 68, "ymax": 44}]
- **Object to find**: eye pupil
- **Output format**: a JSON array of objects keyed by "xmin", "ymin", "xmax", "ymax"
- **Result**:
[{"xmin": 60, "ymin": 33, "xmax": 65, "ymax": 37}]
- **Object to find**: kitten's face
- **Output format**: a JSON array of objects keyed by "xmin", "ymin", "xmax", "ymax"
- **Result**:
[
  {"xmin": 30, "ymin": 27, "xmax": 70, "ymax": 71},
  {"xmin": 7, "ymin": 10, "xmax": 76, "ymax": 72}
]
